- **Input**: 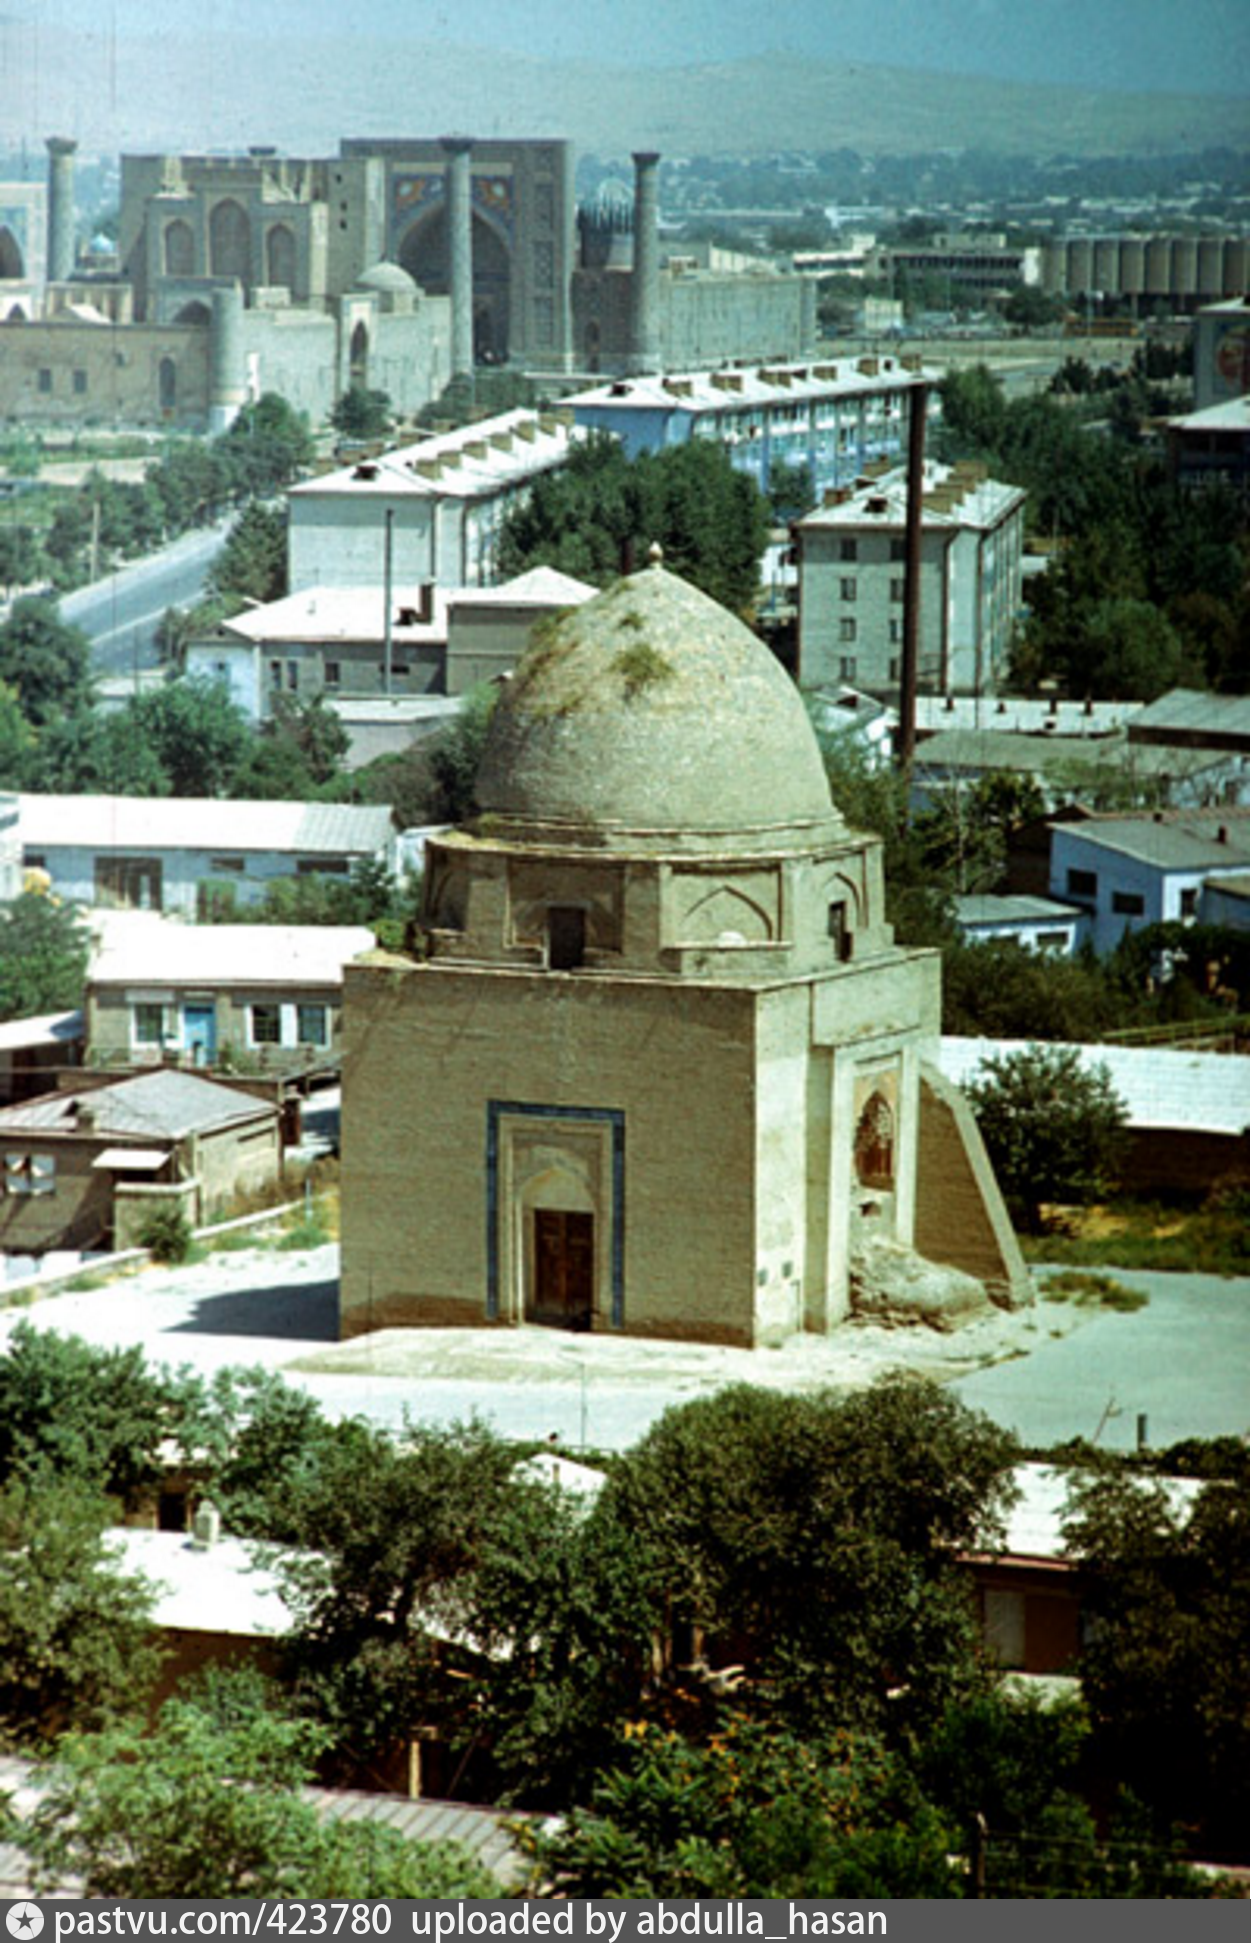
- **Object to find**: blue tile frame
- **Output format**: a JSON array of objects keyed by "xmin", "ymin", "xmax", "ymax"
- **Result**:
[{"xmin": 486, "ymin": 1100, "xmax": 625, "ymax": 1327}]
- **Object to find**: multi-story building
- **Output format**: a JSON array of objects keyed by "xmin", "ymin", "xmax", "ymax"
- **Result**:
[
  {"xmin": 794, "ymin": 460, "xmax": 1026, "ymax": 699},
  {"xmin": 286, "ymin": 408, "xmax": 581, "ymax": 594},
  {"xmin": 565, "ymin": 355, "xmax": 936, "ymax": 502},
  {"xmin": 865, "ymin": 232, "xmax": 1040, "ymax": 304}
]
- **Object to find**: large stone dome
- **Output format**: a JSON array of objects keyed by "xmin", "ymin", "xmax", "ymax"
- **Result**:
[{"xmin": 475, "ymin": 564, "xmax": 842, "ymax": 850}]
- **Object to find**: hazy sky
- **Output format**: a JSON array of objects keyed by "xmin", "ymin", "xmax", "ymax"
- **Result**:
[{"xmin": 18, "ymin": 0, "xmax": 1251, "ymax": 94}]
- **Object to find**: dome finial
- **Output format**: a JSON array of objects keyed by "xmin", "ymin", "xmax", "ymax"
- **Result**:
[{"xmin": 647, "ymin": 540, "xmax": 664, "ymax": 567}]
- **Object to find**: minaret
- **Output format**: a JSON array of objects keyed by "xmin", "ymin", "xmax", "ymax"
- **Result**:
[
  {"xmin": 46, "ymin": 136, "xmax": 78, "ymax": 284},
  {"xmin": 208, "ymin": 284, "xmax": 246, "ymax": 434},
  {"xmin": 441, "ymin": 135, "xmax": 474, "ymax": 381},
  {"xmin": 630, "ymin": 150, "xmax": 661, "ymax": 375}
]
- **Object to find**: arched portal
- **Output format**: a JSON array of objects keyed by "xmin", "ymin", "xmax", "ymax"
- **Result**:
[
  {"xmin": 854, "ymin": 1090, "xmax": 896, "ymax": 1190},
  {"xmin": 164, "ymin": 219, "xmax": 194, "ymax": 276},
  {"xmin": 174, "ymin": 299, "xmax": 211, "ymax": 325},
  {"xmin": 399, "ymin": 207, "xmax": 511, "ymax": 362},
  {"xmin": 349, "ymin": 320, "xmax": 369, "ymax": 386},
  {"xmin": 0, "ymin": 226, "xmax": 24, "ymax": 280},
  {"xmin": 266, "ymin": 223, "xmax": 296, "ymax": 291},
  {"xmin": 209, "ymin": 199, "xmax": 250, "ymax": 280}
]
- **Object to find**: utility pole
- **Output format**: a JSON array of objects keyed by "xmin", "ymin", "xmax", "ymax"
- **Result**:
[
  {"xmin": 894, "ymin": 379, "xmax": 928, "ymax": 782},
  {"xmin": 382, "ymin": 507, "xmax": 394, "ymax": 697}
]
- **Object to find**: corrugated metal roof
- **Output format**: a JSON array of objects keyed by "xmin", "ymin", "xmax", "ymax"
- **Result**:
[
  {"xmin": 1054, "ymin": 814, "xmax": 1250, "ymax": 871},
  {"xmin": 0, "ymin": 1069, "xmax": 275, "ymax": 1140},
  {"xmin": 1130, "ymin": 687, "xmax": 1251, "ymax": 742},
  {"xmin": 954, "ymin": 895, "xmax": 1082, "ymax": 926},
  {"xmin": 17, "ymin": 794, "xmax": 394, "ymax": 857},
  {"xmin": 290, "ymin": 409, "xmax": 581, "ymax": 503},
  {"xmin": 567, "ymin": 355, "xmax": 938, "ymax": 415},
  {"xmin": 87, "ymin": 916, "xmax": 376, "ymax": 987},
  {"xmin": 0, "ymin": 1009, "xmax": 83, "ymax": 1052}
]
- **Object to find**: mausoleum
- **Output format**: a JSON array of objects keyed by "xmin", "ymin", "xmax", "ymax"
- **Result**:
[{"xmin": 339, "ymin": 563, "xmax": 1027, "ymax": 1345}]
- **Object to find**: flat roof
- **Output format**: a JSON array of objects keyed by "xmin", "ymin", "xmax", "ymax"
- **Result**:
[
  {"xmin": 111, "ymin": 1527, "xmax": 297, "ymax": 1636},
  {"xmin": 18, "ymin": 794, "xmax": 394, "ymax": 857},
  {"xmin": 799, "ymin": 459, "xmax": 1025, "ymax": 533},
  {"xmin": 219, "ymin": 585, "xmax": 451, "ymax": 648},
  {"xmin": 87, "ymin": 914, "xmax": 376, "ymax": 988},
  {"xmin": 998, "ymin": 1462, "xmax": 1203, "ymax": 1563},
  {"xmin": 289, "ymin": 409, "xmax": 581, "ymax": 503},
  {"xmin": 567, "ymin": 355, "xmax": 937, "ymax": 416}
]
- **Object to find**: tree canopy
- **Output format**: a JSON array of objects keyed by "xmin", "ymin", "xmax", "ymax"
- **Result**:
[
  {"xmin": 966, "ymin": 1044, "xmax": 1128, "ymax": 1230},
  {"xmin": 498, "ymin": 435, "xmax": 770, "ymax": 616},
  {"xmin": 0, "ymin": 597, "xmax": 92, "ymax": 727},
  {"xmin": 0, "ymin": 893, "xmax": 91, "ymax": 1022}
]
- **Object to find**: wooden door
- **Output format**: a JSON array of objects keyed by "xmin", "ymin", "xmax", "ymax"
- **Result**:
[{"xmin": 530, "ymin": 1209, "xmax": 594, "ymax": 1330}]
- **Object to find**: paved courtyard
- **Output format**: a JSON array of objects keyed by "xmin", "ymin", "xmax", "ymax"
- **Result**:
[{"xmin": 1, "ymin": 1243, "xmax": 1245, "ymax": 1455}]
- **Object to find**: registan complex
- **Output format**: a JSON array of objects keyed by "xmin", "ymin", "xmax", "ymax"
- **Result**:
[
  {"xmin": 0, "ymin": 137, "xmax": 813, "ymax": 427},
  {"xmin": 339, "ymin": 564, "xmax": 1028, "ymax": 1347}
]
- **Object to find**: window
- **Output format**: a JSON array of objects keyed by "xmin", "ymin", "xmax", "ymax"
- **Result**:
[
  {"xmin": 854, "ymin": 1092, "xmax": 895, "ymax": 1189},
  {"xmin": 133, "ymin": 1002, "xmax": 165, "ymax": 1046},
  {"xmin": 889, "ymin": 619, "xmax": 902, "ymax": 643},
  {"xmin": 889, "ymin": 657, "xmax": 901, "ymax": 681},
  {"xmin": 37, "ymin": 368, "xmax": 52, "ymax": 393},
  {"xmin": 1179, "ymin": 888, "xmax": 1198, "ymax": 918},
  {"xmin": 324, "ymin": 660, "xmax": 341, "ymax": 687},
  {"xmin": 94, "ymin": 856, "xmax": 163, "ymax": 912},
  {"xmin": 5, "ymin": 1153, "xmax": 55, "ymax": 1197},
  {"xmin": 828, "ymin": 900, "xmax": 852, "ymax": 962},
  {"xmin": 297, "ymin": 1003, "xmax": 328, "ymax": 1048},
  {"xmin": 838, "ymin": 656, "xmax": 857, "ymax": 681},
  {"xmin": 1066, "ymin": 868, "xmax": 1098, "ymax": 899},
  {"xmin": 297, "ymin": 858, "xmax": 348, "ymax": 876},
  {"xmin": 890, "ymin": 539, "xmax": 906, "ymax": 562},
  {"xmin": 73, "ymin": 369, "xmax": 87, "ymax": 395},
  {"xmin": 1111, "ymin": 890, "xmax": 1145, "ymax": 916},
  {"xmin": 1037, "ymin": 930, "xmax": 1069, "ymax": 951},
  {"xmin": 250, "ymin": 1003, "xmax": 281, "ymax": 1046},
  {"xmin": 839, "ymin": 577, "xmax": 857, "ymax": 601},
  {"xmin": 839, "ymin": 617, "xmax": 857, "ymax": 643},
  {"xmin": 839, "ymin": 539, "xmax": 858, "ymax": 562},
  {"xmin": 210, "ymin": 856, "xmax": 246, "ymax": 874},
  {"xmin": 286, "ymin": 661, "xmax": 299, "ymax": 692},
  {"xmin": 547, "ymin": 906, "xmax": 586, "ymax": 971},
  {"xmin": 269, "ymin": 660, "xmax": 283, "ymax": 690},
  {"xmin": 889, "ymin": 577, "xmax": 905, "ymax": 603}
]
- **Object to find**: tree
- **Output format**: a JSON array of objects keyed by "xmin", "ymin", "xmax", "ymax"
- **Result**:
[
  {"xmin": 329, "ymin": 386, "xmax": 394, "ymax": 442},
  {"xmin": 601, "ymin": 1379, "xmax": 1018, "ymax": 1744},
  {"xmin": 966, "ymin": 1043, "xmax": 1128, "ymax": 1230},
  {"xmin": 0, "ymin": 892, "xmax": 91, "ymax": 1021},
  {"xmin": 0, "ymin": 596, "xmax": 91, "ymax": 726},
  {"xmin": 0, "ymin": 1323, "xmax": 185, "ymax": 1503},
  {"xmin": 1001, "ymin": 285, "xmax": 1067, "ymax": 329},
  {"xmin": 205, "ymin": 501, "xmax": 288, "ymax": 611},
  {"xmin": 1063, "ymin": 1462, "xmax": 1249, "ymax": 1859},
  {"xmin": 278, "ymin": 1418, "xmax": 522, "ymax": 1765},
  {"xmin": 520, "ymin": 1720, "xmax": 959, "ymax": 1898},
  {"xmin": 0, "ymin": 1478, "xmax": 161, "ymax": 1748},
  {"xmin": 15, "ymin": 1682, "xmax": 496, "ymax": 1897},
  {"xmin": 0, "ymin": 524, "xmax": 39, "ymax": 597},
  {"xmin": 425, "ymin": 682, "xmax": 498, "ymax": 823},
  {"xmin": 0, "ymin": 681, "xmax": 35, "ymax": 789},
  {"xmin": 219, "ymin": 393, "xmax": 315, "ymax": 496},
  {"xmin": 26, "ymin": 706, "xmax": 170, "ymax": 796},
  {"xmin": 766, "ymin": 458, "xmax": 816, "ymax": 525},
  {"xmin": 498, "ymin": 435, "xmax": 770, "ymax": 616},
  {"xmin": 129, "ymin": 677, "xmax": 252, "ymax": 796}
]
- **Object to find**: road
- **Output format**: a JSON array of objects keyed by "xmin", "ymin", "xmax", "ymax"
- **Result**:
[{"xmin": 59, "ymin": 517, "xmax": 234, "ymax": 678}]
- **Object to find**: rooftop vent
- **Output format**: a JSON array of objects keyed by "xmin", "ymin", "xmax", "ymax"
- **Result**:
[{"xmin": 352, "ymin": 462, "xmax": 379, "ymax": 481}]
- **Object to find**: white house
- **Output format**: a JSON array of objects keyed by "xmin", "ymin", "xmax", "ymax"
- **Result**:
[
  {"xmin": 952, "ymin": 894, "xmax": 1084, "ymax": 956},
  {"xmin": 795, "ymin": 459, "xmax": 1026, "ymax": 699},
  {"xmin": 17, "ymin": 796, "xmax": 396, "ymax": 918},
  {"xmin": 286, "ymin": 409, "xmax": 582, "ymax": 596},
  {"xmin": 1049, "ymin": 813, "xmax": 1250, "ymax": 955}
]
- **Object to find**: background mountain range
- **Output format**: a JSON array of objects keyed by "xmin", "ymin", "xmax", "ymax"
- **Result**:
[{"xmin": 1, "ymin": 25, "xmax": 1246, "ymax": 160}]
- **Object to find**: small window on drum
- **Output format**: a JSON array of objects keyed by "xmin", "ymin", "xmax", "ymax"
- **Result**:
[
  {"xmin": 828, "ymin": 900, "xmax": 852, "ymax": 962},
  {"xmin": 547, "ymin": 906, "xmax": 586, "ymax": 971}
]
